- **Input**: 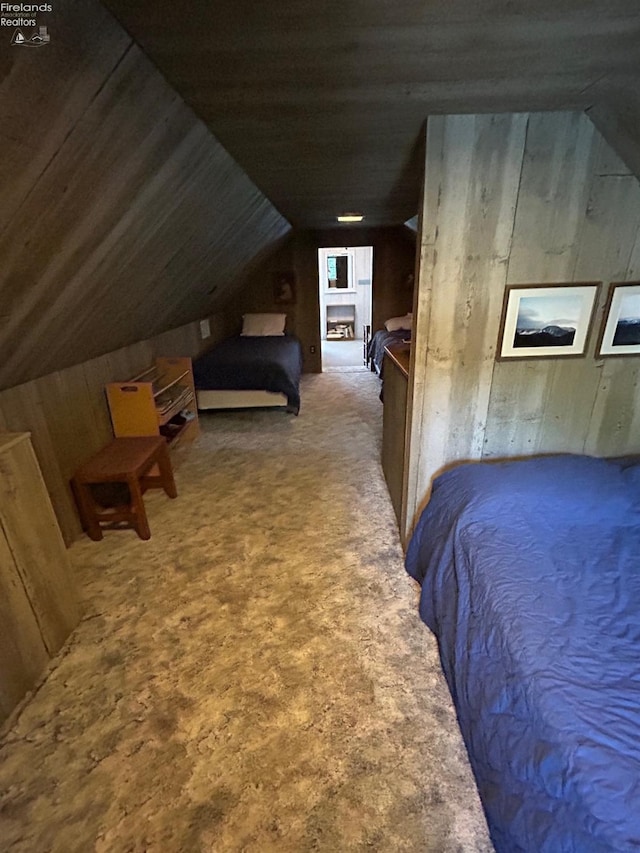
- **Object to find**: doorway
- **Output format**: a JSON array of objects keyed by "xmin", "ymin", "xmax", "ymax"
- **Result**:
[{"xmin": 318, "ymin": 246, "xmax": 373, "ymax": 371}]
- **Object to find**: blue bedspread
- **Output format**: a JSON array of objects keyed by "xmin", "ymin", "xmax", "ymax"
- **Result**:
[
  {"xmin": 405, "ymin": 455, "xmax": 640, "ymax": 853},
  {"xmin": 193, "ymin": 334, "xmax": 303, "ymax": 414}
]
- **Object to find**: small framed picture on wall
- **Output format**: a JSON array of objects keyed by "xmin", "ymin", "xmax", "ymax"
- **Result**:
[
  {"xmin": 497, "ymin": 283, "xmax": 600, "ymax": 360},
  {"xmin": 597, "ymin": 282, "xmax": 640, "ymax": 357},
  {"xmin": 273, "ymin": 271, "xmax": 296, "ymax": 305}
]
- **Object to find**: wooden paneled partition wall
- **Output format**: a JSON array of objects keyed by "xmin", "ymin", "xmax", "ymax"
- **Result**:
[
  {"xmin": 0, "ymin": 317, "xmax": 233, "ymax": 546},
  {"xmin": 405, "ymin": 111, "xmax": 640, "ymax": 540}
]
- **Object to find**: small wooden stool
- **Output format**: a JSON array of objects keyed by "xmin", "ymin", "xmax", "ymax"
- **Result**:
[{"xmin": 72, "ymin": 436, "xmax": 177, "ymax": 541}]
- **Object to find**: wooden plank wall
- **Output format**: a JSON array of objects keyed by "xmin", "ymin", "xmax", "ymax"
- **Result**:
[
  {"xmin": 0, "ymin": 0, "xmax": 290, "ymax": 392},
  {"xmin": 405, "ymin": 111, "xmax": 640, "ymax": 537},
  {"xmin": 0, "ymin": 315, "xmax": 233, "ymax": 546},
  {"xmin": 587, "ymin": 89, "xmax": 640, "ymax": 188}
]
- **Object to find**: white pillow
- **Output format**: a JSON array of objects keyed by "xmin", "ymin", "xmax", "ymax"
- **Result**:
[
  {"xmin": 241, "ymin": 313, "xmax": 286, "ymax": 336},
  {"xmin": 384, "ymin": 313, "xmax": 412, "ymax": 332}
]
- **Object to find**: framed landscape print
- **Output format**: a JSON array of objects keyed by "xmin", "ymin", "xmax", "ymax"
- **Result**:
[
  {"xmin": 597, "ymin": 282, "xmax": 640, "ymax": 356},
  {"xmin": 497, "ymin": 283, "xmax": 600, "ymax": 360}
]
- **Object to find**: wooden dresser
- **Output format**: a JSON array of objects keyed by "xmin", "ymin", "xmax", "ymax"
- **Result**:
[{"xmin": 0, "ymin": 433, "xmax": 80, "ymax": 724}]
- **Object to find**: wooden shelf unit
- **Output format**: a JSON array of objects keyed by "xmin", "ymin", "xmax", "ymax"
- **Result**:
[
  {"xmin": 326, "ymin": 303, "xmax": 356, "ymax": 340},
  {"xmin": 105, "ymin": 357, "xmax": 200, "ymax": 447}
]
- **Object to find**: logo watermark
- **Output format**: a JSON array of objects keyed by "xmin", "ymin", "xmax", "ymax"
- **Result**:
[
  {"xmin": 11, "ymin": 24, "xmax": 49, "ymax": 45},
  {"xmin": 2, "ymin": 3, "xmax": 52, "ymax": 46}
]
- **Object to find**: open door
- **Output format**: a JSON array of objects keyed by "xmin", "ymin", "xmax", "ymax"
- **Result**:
[{"xmin": 318, "ymin": 246, "xmax": 373, "ymax": 370}]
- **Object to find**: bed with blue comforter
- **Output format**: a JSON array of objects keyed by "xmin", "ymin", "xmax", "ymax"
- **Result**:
[
  {"xmin": 405, "ymin": 455, "xmax": 640, "ymax": 853},
  {"xmin": 193, "ymin": 334, "xmax": 303, "ymax": 414}
]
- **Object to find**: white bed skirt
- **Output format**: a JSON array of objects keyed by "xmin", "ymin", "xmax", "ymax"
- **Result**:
[{"xmin": 196, "ymin": 389, "xmax": 289, "ymax": 410}]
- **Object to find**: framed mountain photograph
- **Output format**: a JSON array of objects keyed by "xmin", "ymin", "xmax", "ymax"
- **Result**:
[
  {"xmin": 497, "ymin": 283, "xmax": 600, "ymax": 360},
  {"xmin": 597, "ymin": 282, "xmax": 640, "ymax": 357}
]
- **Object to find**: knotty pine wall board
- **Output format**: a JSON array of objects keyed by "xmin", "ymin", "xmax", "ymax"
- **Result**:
[
  {"xmin": 582, "ymin": 148, "xmax": 640, "ymax": 458},
  {"xmin": 0, "ymin": 434, "xmax": 80, "ymax": 655},
  {"xmin": 587, "ymin": 89, "xmax": 640, "ymax": 188}
]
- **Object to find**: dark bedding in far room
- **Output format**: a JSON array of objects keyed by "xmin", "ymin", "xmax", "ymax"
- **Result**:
[
  {"xmin": 405, "ymin": 455, "xmax": 640, "ymax": 853},
  {"xmin": 367, "ymin": 328, "xmax": 409, "ymax": 376},
  {"xmin": 193, "ymin": 334, "xmax": 303, "ymax": 414}
]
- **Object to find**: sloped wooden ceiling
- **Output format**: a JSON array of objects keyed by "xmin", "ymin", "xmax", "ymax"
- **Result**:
[
  {"xmin": 588, "ymin": 87, "xmax": 640, "ymax": 181},
  {"xmin": 0, "ymin": 0, "xmax": 290, "ymax": 391},
  {"xmin": 102, "ymin": 0, "xmax": 640, "ymax": 229}
]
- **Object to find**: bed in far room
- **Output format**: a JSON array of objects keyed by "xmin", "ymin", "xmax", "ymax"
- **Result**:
[
  {"xmin": 367, "ymin": 312, "xmax": 412, "ymax": 376},
  {"xmin": 193, "ymin": 313, "xmax": 303, "ymax": 415},
  {"xmin": 405, "ymin": 454, "xmax": 640, "ymax": 853}
]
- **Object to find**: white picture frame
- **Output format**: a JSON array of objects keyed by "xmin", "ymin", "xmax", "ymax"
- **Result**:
[
  {"xmin": 597, "ymin": 282, "xmax": 640, "ymax": 357},
  {"xmin": 497, "ymin": 283, "xmax": 600, "ymax": 360}
]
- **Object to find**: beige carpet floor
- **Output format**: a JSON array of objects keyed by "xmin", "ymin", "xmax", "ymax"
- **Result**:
[{"xmin": 0, "ymin": 372, "xmax": 493, "ymax": 853}]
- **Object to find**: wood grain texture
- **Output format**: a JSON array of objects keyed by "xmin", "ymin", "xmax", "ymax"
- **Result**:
[
  {"xmin": 0, "ymin": 525, "xmax": 49, "ymax": 725},
  {"xmin": 485, "ymin": 112, "xmax": 602, "ymax": 456},
  {"xmin": 0, "ymin": 0, "xmax": 130, "ymax": 239},
  {"xmin": 405, "ymin": 114, "xmax": 528, "ymax": 532},
  {"xmin": 0, "ymin": 434, "xmax": 79, "ymax": 656},
  {"xmin": 486, "ymin": 115, "xmax": 640, "ymax": 458},
  {"xmin": 406, "ymin": 111, "xmax": 640, "ymax": 539},
  {"xmin": 381, "ymin": 350, "xmax": 409, "ymax": 532},
  {"xmin": 102, "ymin": 0, "xmax": 640, "ymax": 228},
  {"xmin": 506, "ymin": 112, "xmax": 598, "ymax": 284},
  {"xmin": 588, "ymin": 89, "xmax": 640, "ymax": 185},
  {"xmin": 0, "ymin": 0, "xmax": 290, "ymax": 391},
  {"xmin": 585, "ymin": 360, "xmax": 640, "ymax": 456},
  {"xmin": 0, "ymin": 382, "xmax": 74, "ymax": 538},
  {"xmin": 0, "ymin": 317, "xmax": 232, "ymax": 545}
]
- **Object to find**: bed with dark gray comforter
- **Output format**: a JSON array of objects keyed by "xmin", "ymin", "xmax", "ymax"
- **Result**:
[
  {"xmin": 367, "ymin": 328, "xmax": 408, "ymax": 376},
  {"xmin": 193, "ymin": 334, "xmax": 303, "ymax": 414}
]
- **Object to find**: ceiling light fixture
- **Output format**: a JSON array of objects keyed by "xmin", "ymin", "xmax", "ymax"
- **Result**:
[{"xmin": 337, "ymin": 213, "xmax": 364, "ymax": 223}]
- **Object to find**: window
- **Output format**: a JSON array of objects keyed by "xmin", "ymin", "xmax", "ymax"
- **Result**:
[{"xmin": 322, "ymin": 250, "xmax": 355, "ymax": 292}]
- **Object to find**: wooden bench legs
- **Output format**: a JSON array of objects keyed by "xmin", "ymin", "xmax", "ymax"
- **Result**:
[{"xmin": 72, "ymin": 437, "xmax": 177, "ymax": 541}]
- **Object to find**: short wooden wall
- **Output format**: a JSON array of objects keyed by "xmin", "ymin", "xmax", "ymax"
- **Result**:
[
  {"xmin": 405, "ymin": 111, "xmax": 640, "ymax": 538},
  {"xmin": 0, "ymin": 315, "xmax": 234, "ymax": 546}
]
